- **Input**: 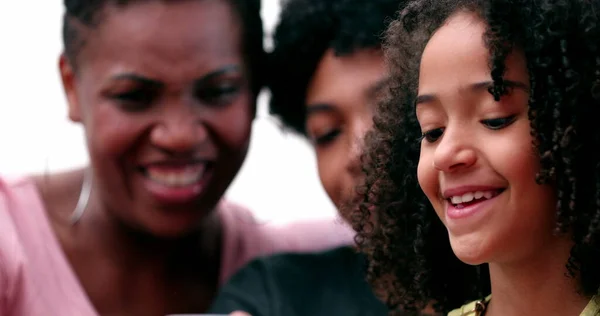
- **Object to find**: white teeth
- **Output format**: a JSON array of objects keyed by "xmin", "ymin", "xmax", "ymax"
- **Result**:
[
  {"xmin": 146, "ymin": 165, "xmax": 205, "ymax": 187},
  {"xmin": 449, "ymin": 190, "xmax": 498, "ymax": 205},
  {"xmin": 461, "ymin": 192, "xmax": 474, "ymax": 203},
  {"xmin": 451, "ymin": 196, "xmax": 462, "ymax": 204}
]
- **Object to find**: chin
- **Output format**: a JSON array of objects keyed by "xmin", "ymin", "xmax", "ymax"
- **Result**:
[
  {"xmin": 126, "ymin": 212, "xmax": 206, "ymax": 241},
  {"xmin": 148, "ymin": 222, "xmax": 193, "ymax": 238},
  {"xmin": 449, "ymin": 232, "xmax": 493, "ymax": 265}
]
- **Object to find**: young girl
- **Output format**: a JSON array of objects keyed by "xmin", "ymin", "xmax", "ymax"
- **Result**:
[{"xmin": 353, "ymin": 0, "xmax": 600, "ymax": 315}]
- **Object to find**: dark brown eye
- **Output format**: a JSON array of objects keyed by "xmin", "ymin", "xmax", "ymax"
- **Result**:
[{"xmin": 420, "ymin": 128, "xmax": 444, "ymax": 143}]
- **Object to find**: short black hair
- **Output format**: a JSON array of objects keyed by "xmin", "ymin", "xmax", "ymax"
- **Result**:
[
  {"xmin": 352, "ymin": 0, "xmax": 600, "ymax": 313},
  {"xmin": 268, "ymin": 0, "xmax": 405, "ymax": 135},
  {"xmin": 62, "ymin": 0, "xmax": 265, "ymax": 94}
]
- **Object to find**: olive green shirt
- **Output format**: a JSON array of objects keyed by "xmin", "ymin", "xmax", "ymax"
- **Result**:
[{"xmin": 448, "ymin": 294, "xmax": 600, "ymax": 316}]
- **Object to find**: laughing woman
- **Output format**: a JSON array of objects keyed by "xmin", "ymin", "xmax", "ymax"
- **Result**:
[{"xmin": 0, "ymin": 1, "xmax": 351, "ymax": 315}]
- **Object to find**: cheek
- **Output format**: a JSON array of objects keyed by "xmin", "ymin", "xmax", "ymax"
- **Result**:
[
  {"xmin": 491, "ymin": 123, "xmax": 539, "ymax": 187},
  {"xmin": 488, "ymin": 125, "xmax": 557, "ymax": 232},
  {"xmin": 317, "ymin": 153, "xmax": 339, "ymax": 205},
  {"xmin": 315, "ymin": 143, "xmax": 354, "ymax": 208},
  {"xmin": 209, "ymin": 97, "xmax": 253, "ymax": 153},
  {"xmin": 508, "ymin": 143, "xmax": 555, "ymax": 209},
  {"xmin": 417, "ymin": 148, "xmax": 445, "ymax": 220},
  {"xmin": 83, "ymin": 102, "xmax": 145, "ymax": 161},
  {"xmin": 417, "ymin": 149, "xmax": 437, "ymax": 200}
]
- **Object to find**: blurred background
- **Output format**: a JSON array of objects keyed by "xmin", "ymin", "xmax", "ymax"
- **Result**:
[{"xmin": 0, "ymin": 0, "xmax": 336, "ymax": 224}]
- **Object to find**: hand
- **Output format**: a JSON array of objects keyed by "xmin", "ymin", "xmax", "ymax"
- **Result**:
[{"xmin": 229, "ymin": 312, "xmax": 252, "ymax": 316}]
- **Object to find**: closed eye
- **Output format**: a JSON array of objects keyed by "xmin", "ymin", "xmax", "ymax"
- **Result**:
[
  {"xmin": 111, "ymin": 88, "xmax": 158, "ymax": 112},
  {"xmin": 481, "ymin": 115, "xmax": 517, "ymax": 130},
  {"xmin": 313, "ymin": 129, "xmax": 341, "ymax": 146},
  {"xmin": 195, "ymin": 82, "xmax": 242, "ymax": 106},
  {"xmin": 420, "ymin": 127, "xmax": 445, "ymax": 143}
]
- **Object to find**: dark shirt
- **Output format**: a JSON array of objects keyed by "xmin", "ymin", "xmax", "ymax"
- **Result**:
[{"xmin": 208, "ymin": 246, "xmax": 388, "ymax": 316}]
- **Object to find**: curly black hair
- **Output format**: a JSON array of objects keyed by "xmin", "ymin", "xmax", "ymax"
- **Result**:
[
  {"xmin": 268, "ymin": 0, "xmax": 406, "ymax": 135},
  {"xmin": 352, "ymin": 0, "xmax": 600, "ymax": 314},
  {"xmin": 62, "ymin": 0, "xmax": 265, "ymax": 94}
]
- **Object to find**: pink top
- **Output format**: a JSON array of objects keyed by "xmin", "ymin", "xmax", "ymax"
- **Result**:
[{"xmin": 0, "ymin": 176, "xmax": 353, "ymax": 316}]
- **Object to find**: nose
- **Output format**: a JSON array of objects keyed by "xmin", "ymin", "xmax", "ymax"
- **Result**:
[
  {"xmin": 432, "ymin": 125, "xmax": 477, "ymax": 173},
  {"xmin": 150, "ymin": 104, "xmax": 207, "ymax": 154}
]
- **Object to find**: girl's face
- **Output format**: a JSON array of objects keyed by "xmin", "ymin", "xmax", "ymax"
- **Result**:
[
  {"xmin": 60, "ymin": 0, "xmax": 253, "ymax": 237},
  {"xmin": 305, "ymin": 48, "xmax": 386, "ymax": 216},
  {"xmin": 415, "ymin": 11, "xmax": 557, "ymax": 265}
]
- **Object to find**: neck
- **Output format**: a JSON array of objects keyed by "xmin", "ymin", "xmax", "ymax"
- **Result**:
[
  {"xmin": 40, "ymin": 169, "xmax": 223, "ymax": 313},
  {"xmin": 486, "ymin": 236, "xmax": 590, "ymax": 316},
  {"xmin": 77, "ymin": 190, "xmax": 222, "ymax": 275}
]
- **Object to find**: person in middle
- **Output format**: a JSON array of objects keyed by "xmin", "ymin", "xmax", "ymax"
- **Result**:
[{"xmin": 206, "ymin": 0, "xmax": 420, "ymax": 315}]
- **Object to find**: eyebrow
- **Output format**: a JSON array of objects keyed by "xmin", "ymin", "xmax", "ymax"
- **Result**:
[
  {"xmin": 111, "ymin": 74, "xmax": 163, "ymax": 87},
  {"xmin": 195, "ymin": 65, "xmax": 242, "ymax": 84},
  {"xmin": 306, "ymin": 103, "xmax": 335, "ymax": 116},
  {"xmin": 415, "ymin": 79, "xmax": 529, "ymax": 106},
  {"xmin": 109, "ymin": 65, "xmax": 242, "ymax": 87},
  {"xmin": 306, "ymin": 77, "xmax": 390, "ymax": 115}
]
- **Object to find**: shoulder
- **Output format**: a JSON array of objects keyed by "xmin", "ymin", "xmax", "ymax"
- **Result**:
[
  {"xmin": 0, "ymin": 176, "xmax": 48, "ymax": 243},
  {"xmin": 252, "ymin": 247, "xmax": 373, "ymax": 301},
  {"xmin": 226, "ymin": 246, "xmax": 358, "ymax": 284},
  {"xmin": 0, "ymin": 176, "xmax": 39, "ymax": 255},
  {"xmin": 256, "ymin": 246, "xmax": 360, "ymax": 277},
  {"xmin": 211, "ymin": 247, "xmax": 360, "ymax": 313},
  {"xmin": 0, "ymin": 176, "xmax": 41, "ymax": 242},
  {"xmin": 581, "ymin": 294, "xmax": 600, "ymax": 316},
  {"xmin": 0, "ymin": 176, "xmax": 40, "ymax": 206},
  {"xmin": 447, "ymin": 296, "xmax": 491, "ymax": 316},
  {"xmin": 211, "ymin": 247, "xmax": 387, "ymax": 316},
  {"xmin": 236, "ymin": 247, "xmax": 360, "ymax": 290},
  {"xmin": 0, "ymin": 176, "xmax": 31, "ymax": 311},
  {"xmin": 217, "ymin": 200, "xmax": 354, "ymax": 282}
]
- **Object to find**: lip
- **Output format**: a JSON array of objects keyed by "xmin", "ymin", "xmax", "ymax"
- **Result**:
[
  {"xmin": 138, "ymin": 161, "xmax": 213, "ymax": 205},
  {"xmin": 445, "ymin": 194, "xmax": 498, "ymax": 220},
  {"xmin": 442, "ymin": 185, "xmax": 505, "ymax": 222}
]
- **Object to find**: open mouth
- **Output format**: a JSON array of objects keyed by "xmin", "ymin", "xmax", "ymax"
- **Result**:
[
  {"xmin": 140, "ymin": 163, "xmax": 209, "ymax": 188},
  {"xmin": 447, "ymin": 189, "xmax": 505, "ymax": 209}
]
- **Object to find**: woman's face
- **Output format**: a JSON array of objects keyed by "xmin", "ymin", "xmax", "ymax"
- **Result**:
[
  {"xmin": 60, "ymin": 0, "xmax": 253, "ymax": 237},
  {"xmin": 305, "ymin": 48, "xmax": 386, "ymax": 219},
  {"xmin": 415, "ymin": 11, "xmax": 557, "ymax": 265}
]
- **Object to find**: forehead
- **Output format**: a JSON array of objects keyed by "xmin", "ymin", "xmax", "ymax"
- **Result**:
[
  {"xmin": 79, "ymin": 0, "xmax": 243, "ymax": 81},
  {"xmin": 419, "ymin": 11, "xmax": 491, "ymax": 90},
  {"xmin": 418, "ymin": 10, "xmax": 528, "ymax": 96},
  {"xmin": 306, "ymin": 48, "xmax": 385, "ymax": 103}
]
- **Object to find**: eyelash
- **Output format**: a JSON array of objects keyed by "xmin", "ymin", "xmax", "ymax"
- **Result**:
[
  {"xmin": 111, "ymin": 89, "xmax": 157, "ymax": 112},
  {"xmin": 419, "ymin": 115, "xmax": 517, "ymax": 143},
  {"xmin": 110, "ymin": 80, "xmax": 243, "ymax": 112},
  {"xmin": 314, "ymin": 129, "xmax": 341, "ymax": 146},
  {"xmin": 195, "ymin": 82, "xmax": 242, "ymax": 106}
]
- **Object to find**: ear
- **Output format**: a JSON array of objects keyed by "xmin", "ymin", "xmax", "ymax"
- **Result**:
[{"xmin": 59, "ymin": 53, "xmax": 82, "ymax": 122}]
